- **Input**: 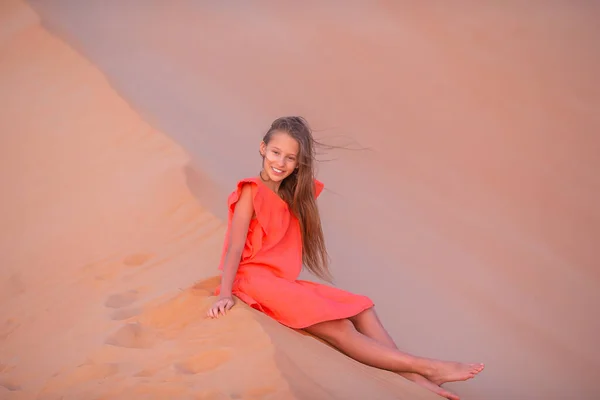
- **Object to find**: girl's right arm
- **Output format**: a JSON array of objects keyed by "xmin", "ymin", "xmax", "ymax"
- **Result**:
[{"xmin": 207, "ymin": 183, "xmax": 254, "ymax": 318}]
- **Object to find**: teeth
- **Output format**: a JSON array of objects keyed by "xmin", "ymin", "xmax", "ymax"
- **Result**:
[{"xmin": 272, "ymin": 167, "xmax": 283, "ymax": 173}]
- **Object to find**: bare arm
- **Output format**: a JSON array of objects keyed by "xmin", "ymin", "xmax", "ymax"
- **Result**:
[{"xmin": 218, "ymin": 183, "xmax": 254, "ymax": 298}]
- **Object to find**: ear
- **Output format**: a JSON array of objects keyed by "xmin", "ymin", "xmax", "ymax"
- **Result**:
[{"xmin": 259, "ymin": 141, "xmax": 267, "ymax": 157}]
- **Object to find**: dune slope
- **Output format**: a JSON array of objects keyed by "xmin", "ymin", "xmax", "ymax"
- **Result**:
[{"xmin": 0, "ymin": 1, "xmax": 438, "ymax": 399}]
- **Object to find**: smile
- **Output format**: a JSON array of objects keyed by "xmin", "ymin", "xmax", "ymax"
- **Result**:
[{"xmin": 271, "ymin": 166, "xmax": 285, "ymax": 174}]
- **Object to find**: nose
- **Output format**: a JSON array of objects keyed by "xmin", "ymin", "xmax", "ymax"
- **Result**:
[{"xmin": 274, "ymin": 155, "xmax": 285, "ymax": 166}]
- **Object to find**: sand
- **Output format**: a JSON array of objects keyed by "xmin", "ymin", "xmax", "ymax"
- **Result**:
[
  {"xmin": 1, "ymin": 0, "xmax": 599, "ymax": 399},
  {"xmin": 0, "ymin": 1, "xmax": 437, "ymax": 399}
]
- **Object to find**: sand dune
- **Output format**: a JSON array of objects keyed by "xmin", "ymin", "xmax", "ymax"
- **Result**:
[
  {"xmin": 2, "ymin": 0, "xmax": 599, "ymax": 399},
  {"xmin": 0, "ymin": 1, "xmax": 437, "ymax": 399}
]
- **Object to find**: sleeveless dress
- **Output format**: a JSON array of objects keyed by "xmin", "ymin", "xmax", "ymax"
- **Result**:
[{"xmin": 214, "ymin": 176, "xmax": 374, "ymax": 329}]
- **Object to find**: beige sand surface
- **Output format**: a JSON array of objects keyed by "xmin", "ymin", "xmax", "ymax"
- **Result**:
[
  {"xmin": 0, "ymin": 1, "xmax": 438, "ymax": 399},
  {"xmin": 2, "ymin": 0, "xmax": 599, "ymax": 399}
]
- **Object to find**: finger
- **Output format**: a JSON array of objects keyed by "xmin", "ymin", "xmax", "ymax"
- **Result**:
[{"xmin": 222, "ymin": 302, "xmax": 230, "ymax": 315}]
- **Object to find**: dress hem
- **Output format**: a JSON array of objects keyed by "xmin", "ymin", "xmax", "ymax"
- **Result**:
[{"xmin": 280, "ymin": 302, "xmax": 376, "ymax": 330}]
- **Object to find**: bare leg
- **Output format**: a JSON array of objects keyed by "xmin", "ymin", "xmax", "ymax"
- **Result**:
[
  {"xmin": 349, "ymin": 308, "xmax": 460, "ymax": 400},
  {"xmin": 304, "ymin": 313, "xmax": 484, "ymax": 386}
]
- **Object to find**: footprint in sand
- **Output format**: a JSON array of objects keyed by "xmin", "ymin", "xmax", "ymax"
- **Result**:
[
  {"xmin": 0, "ymin": 364, "xmax": 14, "ymax": 374},
  {"xmin": 0, "ymin": 378, "xmax": 21, "ymax": 391},
  {"xmin": 134, "ymin": 368, "xmax": 157, "ymax": 377},
  {"xmin": 105, "ymin": 323, "xmax": 156, "ymax": 349},
  {"xmin": 104, "ymin": 290, "xmax": 140, "ymax": 308},
  {"xmin": 173, "ymin": 348, "xmax": 233, "ymax": 374},
  {"xmin": 123, "ymin": 253, "xmax": 153, "ymax": 267},
  {"xmin": 110, "ymin": 307, "xmax": 141, "ymax": 321},
  {"xmin": 40, "ymin": 363, "xmax": 118, "ymax": 396},
  {"xmin": 68, "ymin": 363, "xmax": 119, "ymax": 382}
]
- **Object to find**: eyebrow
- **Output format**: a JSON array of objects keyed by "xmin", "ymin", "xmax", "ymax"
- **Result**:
[{"xmin": 272, "ymin": 146, "xmax": 297, "ymax": 157}]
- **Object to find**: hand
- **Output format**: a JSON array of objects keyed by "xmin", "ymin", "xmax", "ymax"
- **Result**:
[{"xmin": 207, "ymin": 295, "xmax": 235, "ymax": 318}]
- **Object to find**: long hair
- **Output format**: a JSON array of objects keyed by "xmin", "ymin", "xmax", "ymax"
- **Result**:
[{"xmin": 262, "ymin": 116, "xmax": 332, "ymax": 282}]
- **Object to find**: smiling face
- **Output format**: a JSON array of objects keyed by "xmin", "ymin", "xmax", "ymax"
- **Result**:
[{"xmin": 259, "ymin": 131, "xmax": 300, "ymax": 183}]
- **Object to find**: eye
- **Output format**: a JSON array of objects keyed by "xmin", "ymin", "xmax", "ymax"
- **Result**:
[{"xmin": 272, "ymin": 150, "xmax": 280, "ymax": 155}]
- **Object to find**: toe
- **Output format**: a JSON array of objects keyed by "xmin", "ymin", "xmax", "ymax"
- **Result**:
[
  {"xmin": 469, "ymin": 363, "xmax": 483, "ymax": 373},
  {"xmin": 440, "ymin": 389, "xmax": 460, "ymax": 400}
]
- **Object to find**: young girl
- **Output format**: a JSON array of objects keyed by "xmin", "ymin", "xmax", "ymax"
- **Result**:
[{"xmin": 208, "ymin": 116, "xmax": 484, "ymax": 400}]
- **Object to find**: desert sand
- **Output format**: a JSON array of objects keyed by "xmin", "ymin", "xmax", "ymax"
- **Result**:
[{"xmin": 1, "ymin": 0, "xmax": 599, "ymax": 399}]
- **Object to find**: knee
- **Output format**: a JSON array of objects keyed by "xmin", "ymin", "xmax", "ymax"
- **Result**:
[
  {"xmin": 306, "ymin": 319, "xmax": 355, "ymax": 345},
  {"xmin": 348, "ymin": 306, "xmax": 376, "ymax": 324}
]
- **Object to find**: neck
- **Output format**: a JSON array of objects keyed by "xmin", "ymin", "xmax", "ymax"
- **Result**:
[{"xmin": 259, "ymin": 170, "xmax": 282, "ymax": 193}]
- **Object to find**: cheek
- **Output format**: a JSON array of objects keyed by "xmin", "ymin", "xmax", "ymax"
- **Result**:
[{"xmin": 286, "ymin": 160, "xmax": 298, "ymax": 170}]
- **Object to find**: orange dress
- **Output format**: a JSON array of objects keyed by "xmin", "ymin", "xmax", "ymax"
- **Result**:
[{"xmin": 215, "ymin": 177, "xmax": 374, "ymax": 329}]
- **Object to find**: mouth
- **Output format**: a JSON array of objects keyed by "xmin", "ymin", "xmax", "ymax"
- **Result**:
[{"xmin": 271, "ymin": 166, "xmax": 285, "ymax": 175}]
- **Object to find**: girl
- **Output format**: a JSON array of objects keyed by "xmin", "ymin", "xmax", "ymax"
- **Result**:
[{"xmin": 208, "ymin": 116, "xmax": 483, "ymax": 400}]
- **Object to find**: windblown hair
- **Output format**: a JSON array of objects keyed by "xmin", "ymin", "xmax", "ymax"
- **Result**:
[{"xmin": 262, "ymin": 116, "xmax": 332, "ymax": 282}]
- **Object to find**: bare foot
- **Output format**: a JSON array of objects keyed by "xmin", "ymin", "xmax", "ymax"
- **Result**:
[
  {"xmin": 426, "ymin": 361, "xmax": 484, "ymax": 385},
  {"xmin": 399, "ymin": 372, "xmax": 460, "ymax": 400}
]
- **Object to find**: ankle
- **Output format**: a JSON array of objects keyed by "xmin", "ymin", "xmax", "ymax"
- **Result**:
[{"xmin": 413, "ymin": 357, "xmax": 436, "ymax": 378}]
